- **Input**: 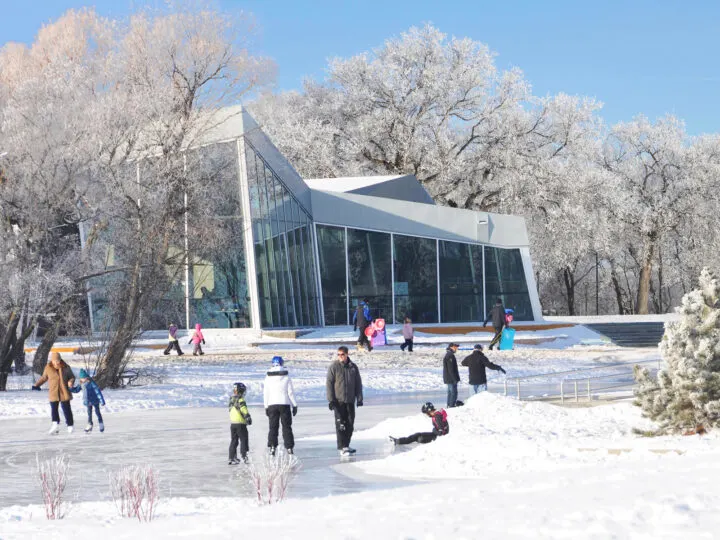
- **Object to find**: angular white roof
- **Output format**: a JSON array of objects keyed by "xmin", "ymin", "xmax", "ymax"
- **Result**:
[
  {"xmin": 305, "ymin": 176, "xmax": 405, "ymax": 192},
  {"xmin": 306, "ymin": 174, "xmax": 435, "ymax": 206}
]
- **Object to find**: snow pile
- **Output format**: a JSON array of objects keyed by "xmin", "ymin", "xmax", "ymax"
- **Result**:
[{"xmin": 356, "ymin": 393, "xmax": 719, "ymax": 479}]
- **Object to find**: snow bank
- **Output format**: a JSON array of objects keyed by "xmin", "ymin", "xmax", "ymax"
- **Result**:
[{"xmin": 355, "ymin": 393, "xmax": 719, "ymax": 479}]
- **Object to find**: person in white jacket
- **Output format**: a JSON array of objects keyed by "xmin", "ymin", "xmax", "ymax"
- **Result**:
[{"xmin": 263, "ymin": 356, "xmax": 298, "ymax": 455}]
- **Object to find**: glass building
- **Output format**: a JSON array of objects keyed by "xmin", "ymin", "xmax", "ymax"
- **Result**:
[{"xmin": 88, "ymin": 106, "xmax": 541, "ymax": 332}]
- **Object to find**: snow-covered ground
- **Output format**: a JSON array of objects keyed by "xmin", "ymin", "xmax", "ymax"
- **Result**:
[{"xmin": 5, "ymin": 342, "xmax": 718, "ymax": 539}]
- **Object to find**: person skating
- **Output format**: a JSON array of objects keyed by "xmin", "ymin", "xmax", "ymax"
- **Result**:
[
  {"xmin": 389, "ymin": 402, "xmax": 449, "ymax": 445},
  {"xmin": 263, "ymin": 356, "xmax": 297, "ymax": 456},
  {"xmin": 461, "ymin": 344, "xmax": 506, "ymax": 394},
  {"xmin": 228, "ymin": 382, "xmax": 252, "ymax": 465},
  {"xmin": 353, "ymin": 299, "xmax": 373, "ymax": 352},
  {"xmin": 326, "ymin": 346, "xmax": 363, "ymax": 456},
  {"xmin": 188, "ymin": 323, "xmax": 206, "ymax": 356},
  {"xmin": 163, "ymin": 322, "xmax": 184, "ymax": 356},
  {"xmin": 400, "ymin": 317, "xmax": 414, "ymax": 352},
  {"xmin": 70, "ymin": 368, "xmax": 106, "ymax": 433},
  {"xmin": 483, "ymin": 297, "xmax": 506, "ymax": 350},
  {"xmin": 32, "ymin": 352, "xmax": 76, "ymax": 434},
  {"xmin": 443, "ymin": 343, "xmax": 461, "ymax": 408}
]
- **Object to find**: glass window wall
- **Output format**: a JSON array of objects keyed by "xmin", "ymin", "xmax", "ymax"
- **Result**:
[
  {"xmin": 439, "ymin": 241, "xmax": 485, "ymax": 323},
  {"xmin": 484, "ymin": 247, "xmax": 533, "ymax": 321},
  {"xmin": 393, "ymin": 235, "xmax": 438, "ymax": 323},
  {"xmin": 316, "ymin": 225, "xmax": 347, "ymax": 325},
  {"xmin": 347, "ymin": 229, "xmax": 392, "ymax": 322}
]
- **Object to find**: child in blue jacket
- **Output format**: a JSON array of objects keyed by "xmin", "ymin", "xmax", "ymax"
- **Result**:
[{"xmin": 71, "ymin": 368, "xmax": 106, "ymax": 433}]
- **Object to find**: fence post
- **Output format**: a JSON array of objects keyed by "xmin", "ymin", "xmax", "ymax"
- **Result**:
[
  {"xmin": 574, "ymin": 381, "xmax": 578, "ymax": 403},
  {"xmin": 516, "ymin": 380, "xmax": 521, "ymax": 400},
  {"xmin": 587, "ymin": 378, "xmax": 591, "ymax": 401},
  {"xmin": 504, "ymin": 379, "xmax": 507, "ymax": 397},
  {"xmin": 560, "ymin": 380, "xmax": 564, "ymax": 404}
]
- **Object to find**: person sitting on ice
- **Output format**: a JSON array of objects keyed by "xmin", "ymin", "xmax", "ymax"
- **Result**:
[{"xmin": 389, "ymin": 401, "xmax": 449, "ymax": 446}]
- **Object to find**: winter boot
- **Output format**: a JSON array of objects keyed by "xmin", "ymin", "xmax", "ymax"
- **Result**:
[
  {"xmin": 286, "ymin": 448, "xmax": 294, "ymax": 455},
  {"xmin": 48, "ymin": 422, "xmax": 60, "ymax": 435},
  {"xmin": 85, "ymin": 423, "xmax": 93, "ymax": 433},
  {"xmin": 346, "ymin": 447, "xmax": 356, "ymax": 454},
  {"xmin": 340, "ymin": 448, "xmax": 351, "ymax": 456},
  {"xmin": 241, "ymin": 455, "xmax": 249, "ymax": 464},
  {"xmin": 389, "ymin": 436, "xmax": 398, "ymax": 445},
  {"xmin": 99, "ymin": 422, "xmax": 105, "ymax": 433},
  {"xmin": 67, "ymin": 425, "xmax": 74, "ymax": 434},
  {"xmin": 269, "ymin": 446, "xmax": 276, "ymax": 456}
]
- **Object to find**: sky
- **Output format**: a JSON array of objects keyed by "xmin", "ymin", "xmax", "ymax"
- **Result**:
[{"xmin": 2, "ymin": 0, "xmax": 719, "ymax": 135}]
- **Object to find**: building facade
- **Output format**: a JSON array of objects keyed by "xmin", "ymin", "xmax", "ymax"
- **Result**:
[{"xmin": 88, "ymin": 106, "xmax": 542, "ymax": 332}]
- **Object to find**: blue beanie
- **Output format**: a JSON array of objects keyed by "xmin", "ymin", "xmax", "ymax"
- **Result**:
[
  {"xmin": 79, "ymin": 368, "xmax": 89, "ymax": 378},
  {"xmin": 271, "ymin": 356, "xmax": 284, "ymax": 367}
]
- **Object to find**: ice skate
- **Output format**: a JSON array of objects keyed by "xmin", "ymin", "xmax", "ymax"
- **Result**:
[
  {"xmin": 84, "ymin": 423, "xmax": 93, "ymax": 433},
  {"xmin": 269, "ymin": 446, "xmax": 277, "ymax": 456},
  {"xmin": 241, "ymin": 455, "xmax": 249, "ymax": 464},
  {"xmin": 99, "ymin": 422, "xmax": 105, "ymax": 432},
  {"xmin": 48, "ymin": 422, "xmax": 59, "ymax": 435},
  {"xmin": 228, "ymin": 458, "xmax": 240, "ymax": 465},
  {"xmin": 67, "ymin": 425, "xmax": 74, "ymax": 434},
  {"xmin": 286, "ymin": 448, "xmax": 294, "ymax": 455},
  {"xmin": 389, "ymin": 436, "xmax": 398, "ymax": 445},
  {"xmin": 346, "ymin": 447, "xmax": 356, "ymax": 454},
  {"xmin": 340, "ymin": 448, "xmax": 351, "ymax": 456}
]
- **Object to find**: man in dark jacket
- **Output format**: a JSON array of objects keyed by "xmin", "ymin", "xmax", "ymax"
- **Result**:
[
  {"xmin": 352, "ymin": 299, "xmax": 373, "ymax": 352},
  {"xmin": 326, "ymin": 346, "xmax": 364, "ymax": 456},
  {"xmin": 484, "ymin": 297, "xmax": 506, "ymax": 350},
  {"xmin": 443, "ymin": 343, "xmax": 461, "ymax": 408},
  {"xmin": 461, "ymin": 344, "xmax": 506, "ymax": 394}
]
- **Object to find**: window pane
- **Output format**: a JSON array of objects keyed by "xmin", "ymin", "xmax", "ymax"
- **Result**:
[
  {"xmin": 393, "ymin": 235, "xmax": 438, "ymax": 323},
  {"xmin": 347, "ymin": 228, "xmax": 392, "ymax": 322},
  {"xmin": 317, "ymin": 225, "xmax": 347, "ymax": 325},
  {"xmin": 439, "ymin": 241, "xmax": 484, "ymax": 323},
  {"xmin": 484, "ymin": 247, "xmax": 532, "ymax": 321}
]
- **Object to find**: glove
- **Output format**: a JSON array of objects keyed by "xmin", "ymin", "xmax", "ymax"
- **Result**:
[
  {"xmin": 31, "ymin": 385, "xmax": 40, "ymax": 391},
  {"xmin": 246, "ymin": 415, "xmax": 252, "ymax": 426},
  {"xmin": 328, "ymin": 400, "xmax": 337, "ymax": 411},
  {"xmin": 500, "ymin": 367, "xmax": 507, "ymax": 374},
  {"xmin": 70, "ymin": 385, "xmax": 81, "ymax": 393},
  {"xmin": 292, "ymin": 406, "xmax": 297, "ymax": 417},
  {"xmin": 188, "ymin": 341, "xmax": 192, "ymax": 345},
  {"xmin": 357, "ymin": 401, "xmax": 363, "ymax": 407},
  {"xmin": 202, "ymin": 339, "xmax": 206, "ymax": 345},
  {"xmin": 266, "ymin": 408, "xmax": 270, "ymax": 417},
  {"xmin": 336, "ymin": 418, "xmax": 346, "ymax": 431}
]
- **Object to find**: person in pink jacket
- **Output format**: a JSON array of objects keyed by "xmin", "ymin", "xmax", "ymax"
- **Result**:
[{"xmin": 188, "ymin": 323, "xmax": 206, "ymax": 356}]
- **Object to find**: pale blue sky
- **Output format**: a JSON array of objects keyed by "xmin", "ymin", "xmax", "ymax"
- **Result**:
[{"xmin": 2, "ymin": 0, "xmax": 719, "ymax": 134}]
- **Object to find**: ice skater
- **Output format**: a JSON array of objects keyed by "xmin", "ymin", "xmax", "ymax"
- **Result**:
[
  {"xmin": 32, "ymin": 352, "xmax": 76, "ymax": 434},
  {"xmin": 484, "ymin": 297, "xmax": 506, "ymax": 350},
  {"xmin": 263, "ymin": 356, "xmax": 298, "ymax": 456},
  {"xmin": 327, "ymin": 346, "xmax": 364, "ymax": 456},
  {"xmin": 163, "ymin": 322, "xmax": 184, "ymax": 355},
  {"xmin": 389, "ymin": 402, "xmax": 449, "ymax": 445},
  {"xmin": 461, "ymin": 344, "xmax": 506, "ymax": 395},
  {"xmin": 443, "ymin": 342, "xmax": 461, "ymax": 408},
  {"xmin": 70, "ymin": 368, "xmax": 106, "ymax": 433},
  {"xmin": 188, "ymin": 323, "xmax": 206, "ymax": 356},
  {"xmin": 353, "ymin": 299, "xmax": 373, "ymax": 352},
  {"xmin": 228, "ymin": 382, "xmax": 252, "ymax": 465},
  {"xmin": 400, "ymin": 317, "xmax": 414, "ymax": 352}
]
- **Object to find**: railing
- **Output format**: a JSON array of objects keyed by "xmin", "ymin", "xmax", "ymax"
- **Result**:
[{"xmin": 503, "ymin": 357, "xmax": 661, "ymax": 402}]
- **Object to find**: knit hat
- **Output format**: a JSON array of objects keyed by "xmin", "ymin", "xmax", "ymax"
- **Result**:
[
  {"xmin": 473, "ymin": 344, "xmax": 484, "ymax": 351},
  {"xmin": 448, "ymin": 343, "xmax": 460, "ymax": 348},
  {"xmin": 79, "ymin": 368, "xmax": 89, "ymax": 378},
  {"xmin": 272, "ymin": 356, "xmax": 284, "ymax": 367}
]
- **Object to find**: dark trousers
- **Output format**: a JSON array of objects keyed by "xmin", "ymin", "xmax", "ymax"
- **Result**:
[
  {"xmin": 333, "ymin": 402, "xmax": 356, "ymax": 449},
  {"xmin": 357, "ymin": 325, "xmax": 371, "ymax": 349},
  {"xmin": 267, "ymin": 404, "xmax": 294, "ymax": 449},
  {"xmin": 446, "ymin": 383, "xmax": 458, "ymax": 408},
  {"xmin": 86, "ymin": 403, "xmax": 103, "ymax": 425},
  {"xmin": 229, "ymin": 423, "xmax": 249, "ymax": 460},
  {"xmin": 400, "ymin": 338, "xmax": 413, "ymax": 352},
  {"xmin": 396, "ymin": 432, "xmax": 437, "ymax": 445},
  {"xmin": 193, "ymin": 343, "xmax": 204, "ymax": 355},
  {"xmin": 50, "ymin": 401, "xmax": 73, "ymax": 426},
  {"xmin": 164, "ymin": 340, "xmax": 183, "ymax": 355},
  {"xmin": 489, "ymin": 326, "xmax": 504, "ymax": 349}
]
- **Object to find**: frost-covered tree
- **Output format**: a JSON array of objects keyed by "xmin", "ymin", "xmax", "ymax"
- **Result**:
[{"xmin": 634, "ymin": 268, "xmax": 720, "ymax": 433}]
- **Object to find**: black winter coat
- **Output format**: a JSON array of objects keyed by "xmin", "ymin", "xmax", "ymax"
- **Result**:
[
  {"xmin": 442, "ymin": 348, "xmax": 460, "ymax": 384},
  {"xmin": 461, "ymin": 351, "xmax": 503, "ymax": 385},
  {"xmin": 326, "ymin": 358, "xmax": 364, "ymax": 404},
  {"xmin": 485, "ymin": 303, "xmax": 506, "ymax": 329}
]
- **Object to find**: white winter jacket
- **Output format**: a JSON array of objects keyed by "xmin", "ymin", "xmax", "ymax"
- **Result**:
[{"xmin": 263, "ymin": 366, "xmax": 297, "ymax": 408}]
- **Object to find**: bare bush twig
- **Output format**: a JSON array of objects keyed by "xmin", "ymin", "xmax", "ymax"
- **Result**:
[
  {"xmin": 242, "ymin": 451, "xmax": 301, "ymax": 505},
  {"xmin": 109, "ymin": 465, "xmax": 160, "ymax": 522},
  {"xmin": 35, "ymin": 454, "xmax": 71, "ymax": 520}
]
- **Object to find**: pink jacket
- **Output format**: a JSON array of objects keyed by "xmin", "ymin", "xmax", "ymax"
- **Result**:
[
  {"xmin": 402, "ymin": 323, "xmax": 414, "ymax": 339},
  {"xmin": 191, "ymin": 324, "xmax": 204, "ymax": 344}
]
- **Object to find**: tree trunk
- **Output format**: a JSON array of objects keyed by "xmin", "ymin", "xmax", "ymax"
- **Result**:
[
  {"xmin": 610, "ymin": 261, "xmax": 628, "ymax": 315},
  {"xmin": 95, "ymin": 260, "xmax": 143, "ymax": 388},
  {"xmin": 563, "ymin": 267, "xmax": 576, "ymax": 316},
  {"xmin": 636, "ymin": 240, "xmax": 655, "ymax": 315},
  {"xmin": 33, "ymin": 323, "xmax": 59, "ymax": 375},
  {"xmin": 0, "ymin": 311, "xmax": 20, "ymax": 390}
]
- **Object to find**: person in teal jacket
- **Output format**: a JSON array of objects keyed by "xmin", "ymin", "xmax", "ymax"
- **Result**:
[
  {"xmin": 70, "ymin": 368, "xmax": 106, "ymax": 433},
  {"xmin": 228, "ymin": 382, "xmax": 252, "ymax": 465}
]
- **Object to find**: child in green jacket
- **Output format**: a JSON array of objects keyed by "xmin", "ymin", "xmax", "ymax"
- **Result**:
[{"xmin": 228, "ymin": 382, "xmax": 252, "ymax": 465}]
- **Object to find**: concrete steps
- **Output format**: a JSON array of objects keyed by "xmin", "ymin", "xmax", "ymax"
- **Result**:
[{"xmin": 584, "ymin": 322, "xmax": 666, "ymax": 348}]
